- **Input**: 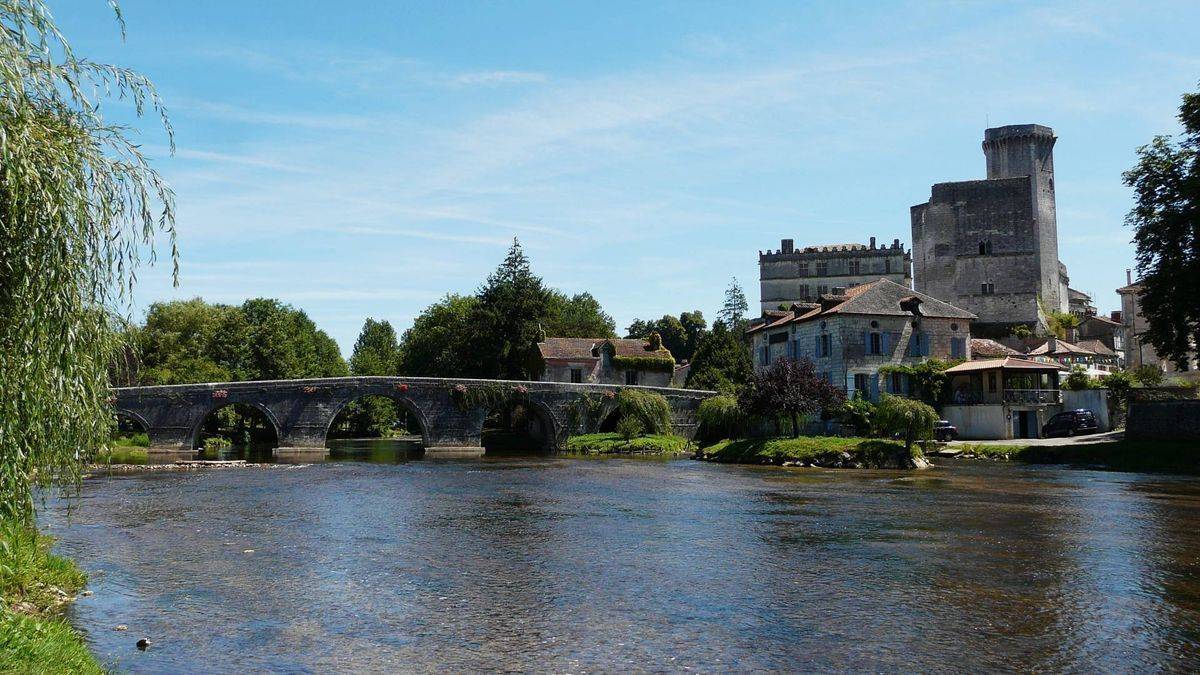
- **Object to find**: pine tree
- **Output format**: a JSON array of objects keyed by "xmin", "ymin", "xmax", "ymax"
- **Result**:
[
  {"xmin": 469, "ymin": 239, "xmax": 553, "ymax": 379},
  {"xmin": 717, "ymin": 277, "xmax": 750, "ymax": 330}
]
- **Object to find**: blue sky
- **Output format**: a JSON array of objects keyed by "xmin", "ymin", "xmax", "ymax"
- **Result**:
[{"xmin": 60, "ymin": 1, "xmax": 1200, "ymax": 354}]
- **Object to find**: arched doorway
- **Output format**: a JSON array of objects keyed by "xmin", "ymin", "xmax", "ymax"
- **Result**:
[
  {"xmin": 326, "ymin": 395, "xmax": 426, "ymax": 463},
  {"xmin": 193, "ymin": 402, "xmax": 280, "ymax": 460},
  {"xmin": 481, "ymin": 399, "xmax": 557, "ymax": 453}
]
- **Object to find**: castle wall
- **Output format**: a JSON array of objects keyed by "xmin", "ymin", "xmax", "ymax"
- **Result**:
[{"xmin": 758, "ymin": 243, "xmax": 911, "ymax": 311}]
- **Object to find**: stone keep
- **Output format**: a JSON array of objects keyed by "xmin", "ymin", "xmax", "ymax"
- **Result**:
[{"xmin": 911, "ymin": 124, "xmax": 1068, "ymax": 331}]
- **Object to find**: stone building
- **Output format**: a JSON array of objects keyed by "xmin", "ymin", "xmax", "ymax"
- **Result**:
[
  {"xmin": 536, "ymin": 337, "xmax": 675, "ymax": 387},
  {"xmin": 758, "ymin": 237, "xmax": 911, "ymax": 312},
  {"xmin": 911, "ymin": 124, "xmax": 1084, "ymax": 333},
  {"xmin": 1076, "ymin": 312, "xmax": 1125, "ymax": 366},
  {"xmin": 1117, "ymin": 272, "xmax": 1198, "ymax": 376},
  {"xmin": 941, "ymin": 358, "xmax": 1066, "ymax": 439},
  {"xmin": 1027, "ymin": 337, "xmax": 1119, "ymax": 373},
  {"xmin": 746, "ymin": 278, "xmax": 975, "ymax": 400}
]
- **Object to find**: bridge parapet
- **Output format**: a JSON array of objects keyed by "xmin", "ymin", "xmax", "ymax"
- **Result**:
[{"xmin": 112, "ymin": 377, "xmax": 714, "ymax": 456}]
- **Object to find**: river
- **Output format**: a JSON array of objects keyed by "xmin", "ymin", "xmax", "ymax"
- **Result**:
[{"xmin": 40, "ymin": 441, "xmax": 1200, "ymax": 672}]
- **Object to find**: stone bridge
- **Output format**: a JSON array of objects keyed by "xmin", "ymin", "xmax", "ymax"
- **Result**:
[{"xmin": 112, "ymin": 377, "xmax": 713, "ymax": 457}]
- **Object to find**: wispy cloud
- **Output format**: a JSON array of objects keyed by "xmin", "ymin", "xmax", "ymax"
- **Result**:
[{"xmin": 448, "ymin": 70, "xmax": 548, "ymax": 87}]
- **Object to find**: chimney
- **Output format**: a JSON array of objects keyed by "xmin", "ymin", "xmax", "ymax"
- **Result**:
[
  {"xmin": 781, "ymin": 238, "xmax": 794, "ymax": 254},
  {"xmin": 832, "ymin": 286, "xmax": 846, "ymax": 295},
  {"xmin": 1111, "ymin": 310, "xmax": 1123, "ymax": 323},
  {"xmin": 869, "ymin": 236, "xmax": 876, "ymax": 249},
  {"xmin": 893, "ymin": 238, "xmax": 900, "ymax": 249},
  {"xmin": 1126, "ymin": 269, "xmax": 1132, "ymax": 285},
  {"xmin": 1046, "ymin": 337, "xmax": 1057, "ymax": 353}
]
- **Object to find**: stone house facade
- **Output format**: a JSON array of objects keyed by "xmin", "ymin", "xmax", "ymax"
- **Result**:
[
  {"xmin": 758, "ymin": 237, "xmax": 911, "ymax": 312},
  {"xmin": 1117, "ymin": 274, "xmax": 1198, "ymax": 377},
  {"xmin": 1027, "ymin": 337, "xmax": 1120, "ymax": 373},
  {"xmin": 747, "ymin": 279, "xmax": 975, "ymax": 400},
  {"xmin": 536, "ymin": 337, "xmax": 674, "ymax": 387},
  {"xmin": 1076, "ymin": 312, "xmax": 1125, "ymax": 365}
]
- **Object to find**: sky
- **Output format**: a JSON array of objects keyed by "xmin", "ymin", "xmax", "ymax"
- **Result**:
[{"xmin": 58, "ymin": 0, "xmax": 1200, "ymax": 354}]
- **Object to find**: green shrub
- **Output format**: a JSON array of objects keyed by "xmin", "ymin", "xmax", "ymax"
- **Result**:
[
  {"xmin": 562, "ymin": 433, "xmax": 687, "ymax": 455},
  {"xmin": 616, "ymin": 416, "xmax": 644, "ymax": 441},
  {"xmin": 836, "ymin": 396, "xmax": 876, "ymax": 435},
  {"xmin": 616, "ymin": 389, "xmax": 673, "ymax": 435},
  {"xmin": 1062, "ymin": 365, "xmax": 1101, "ymax": 390},
  {"xmin": 696, "ymin": 395, "xmax": 744, "ymax": 441},
  {"xmin": 202, "ymin": 437, "xmax": 232, "ymax": 452}
]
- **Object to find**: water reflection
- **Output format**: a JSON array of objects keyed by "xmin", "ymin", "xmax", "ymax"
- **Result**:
[{"xmin": 43, "ymin": 457, "xmax": 1200, "ymax": 671}]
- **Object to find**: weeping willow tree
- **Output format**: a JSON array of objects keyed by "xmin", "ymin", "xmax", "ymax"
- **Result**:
[{"xmin": 0, "ymin": 1, "xmax": 175, "ymax": 523}]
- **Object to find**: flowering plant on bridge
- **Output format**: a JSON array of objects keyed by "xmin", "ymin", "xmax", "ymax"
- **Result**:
[
  {"xmin": 212, "ymin": 390, "xmax": 229, "ymax": 400},
  {"xmin": 394, "ymin": 383, "xmax": 409, "ymax": 393},
  {"xmin": 512, "ymin": 384, "xmax": 529, "ymax": 400},
  {"xmin": 302, "ymin": 386, "xmax": 318, "ymax": 394}
]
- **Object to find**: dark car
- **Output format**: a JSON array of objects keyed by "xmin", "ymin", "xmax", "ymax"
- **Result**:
[
  {"xmin": 1041, "ymin": 409, "xmax": 1099, "ymax": 438},
  {"xmin": 934, "ymin": 420, "xmax": 957, "ymax": 442}
]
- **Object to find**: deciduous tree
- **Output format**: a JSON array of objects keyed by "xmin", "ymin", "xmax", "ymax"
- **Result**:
[
  {"xmin": 738, "ymin": 358, "xmax": 845, "ymax": 437},
  {"xmin": 1123, "ymin": 82, "xmax": 1200, "ymax": 369}
]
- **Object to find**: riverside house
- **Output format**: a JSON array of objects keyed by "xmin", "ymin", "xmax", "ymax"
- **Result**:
[
  {"xmin": 536, "ymin": 337, "xmax": 675, "ymax": 387},
  {"xmin": 746, "ymin": 278, "xmax": 976, "ymax": 400},
  {"xmin": 941, "ymin": 357, "xmax": 1067, "ymax": 439}
]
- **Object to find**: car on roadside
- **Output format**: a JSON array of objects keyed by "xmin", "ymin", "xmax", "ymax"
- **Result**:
[
  {"xmin": 1041, "ymin": 409, "xmax": 1099, "ymax": 438},
  {"xmin": 934, "ymin": 420, "xmax": 957, "ymax": 442}
]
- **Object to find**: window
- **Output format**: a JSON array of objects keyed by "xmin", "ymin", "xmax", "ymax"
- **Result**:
[
  {"xmin": 848, "ymin": 259, "xmax": 860, "ymax": 275},
  {"xmin": 854, "ymin": 373, "xmax": 868, "ymax": 394},
  {"xmin": 814, "ymin": 333, "xmax": 831, "ymax": 358},
  {"xmin": 799, "ymin": 284, "xmax": 810, "ymax": 300},
  {"xmin": 798, "ymin": 262, "xmax": 809, "ymax": 277},
  {"xmin": 907, "ymin": 332, "xmax": 928, "ymax": 357},
  {"xmin": 890, "ymin": 372, "xmax": 904, "ymax": 394},
  {"xmin": 981, "ymin": 283, "xmax": 995, "ymax": 295},
  {"xmin": 870, "ymin": 332, "xmax": 883, "ymax": 355},
  {"xmin": 816, "ymin": 261, "xmax": 828, "ymax": 276},
  {"xmin": 885, "ymin": 258, "xmax": 892, "ymax": 273},
  {"xmin": 570, "ymin": 368, "xmax": 583, "ymax": 384},
  {"xmin": 951, "ymin": 337, "xmax": 967, "ymax": 359},
  {"xmin": 625, "ymin": 370, "xmax": 639, "ymax": 386},
  {"xmin": 987, "ymin": 372, "xmax": 997, "ymax": 393},
  {"xmin": 760, "ymin": 345, "xmax": 769, "ymax": 366}
]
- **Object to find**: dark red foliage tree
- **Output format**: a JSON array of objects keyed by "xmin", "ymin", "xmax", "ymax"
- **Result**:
[{"xmin": 738, "ymin": 358, "xmax": 846, "ymax": 437}]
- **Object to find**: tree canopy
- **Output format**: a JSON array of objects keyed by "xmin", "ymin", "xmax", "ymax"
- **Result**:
[
  {"xmin": 626, "ymin": 310, "xmax": 707, "ymax": 362},
  {"xmin": 738, "ymin": 358, "xmax": 845, "ymax": 437},
  {"xmin": 136, "ymin": 298, "xmax": 347, "ymax": 384},
  {"xmin": 0, "ymin": 1, "xmax": 174, "ymax": 522},
  {"xmin": 1123, "ymin": 82, "xmax": 1200, "ymax": 369},
  {"xmin": 545, "ymin": 291, "xmax": 617, "ymax": 338},
  {"xmin": 350, "ymin": 318, "xmax": 400, "ymax": 376},
  {"xmin": 396, "ymin": 294, "xmax": 479, "ymax": 377},
  {"xmin": 685, "ymin": 321, "xmax": 752, "ymax": 393}
]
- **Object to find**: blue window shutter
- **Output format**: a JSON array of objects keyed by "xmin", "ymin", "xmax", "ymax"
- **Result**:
[
  {"xmin": 862, "ymin": 331, "xmax": 869, "ymax": 354},
  {"xmin": 814, "ymin": 335, "xmax": 821, "ymax": 357},
  {"xmin": 882, "ymin": 332, "xmax": 891, "ymax": 355}
]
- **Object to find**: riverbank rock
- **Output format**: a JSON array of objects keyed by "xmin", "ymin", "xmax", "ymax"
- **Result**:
[{"xmin": 137, "ymin": 638, "xmax": 151, "ymax": 651}]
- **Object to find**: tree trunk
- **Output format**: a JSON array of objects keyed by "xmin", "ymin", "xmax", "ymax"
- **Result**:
[
  {"xmin": 904, "ymin": 425, "xmax": 913, "ymax": 455},
  {"xmin": 790, "ymin": 412, "xmax": 800, "ymax": 438}
]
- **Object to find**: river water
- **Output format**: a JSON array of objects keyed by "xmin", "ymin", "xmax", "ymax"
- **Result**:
[{"xmin": 40, "ymin": 442, "xmax": 1200, "ymax": 672}]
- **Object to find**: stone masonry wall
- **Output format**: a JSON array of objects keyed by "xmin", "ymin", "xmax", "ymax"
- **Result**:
[{"xmin": 1126, "ymin": 399, "xmax": 1200, "ymax": 440}]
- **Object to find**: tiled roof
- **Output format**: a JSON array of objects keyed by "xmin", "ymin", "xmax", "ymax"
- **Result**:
[
  {"xmin": 822, "ymin": 279, "xmax": 976, "ymax": 319},
  {"xmin": 1082, "ymin": 314, "xmax": 1121, "ymax": 327},
  {"xmin": 537, "ymin": 337, "xmax": 672, "ymax": 361},
  {"xmin": 970, "ymin": 338, "xmax": 1020, "ymax": 358},
  {"xmin": 945, "ymin": 357, "xmax": 1067, "ymax": 374},
  {"xmin": 747, "ymin": 278, "xmax": 975, "ymax": 334},
  {"xmin": 1076, "ymin": 339, "xmax": 1116, "ymax": 356},
  {"xmin": 1027, "ymin": 339, "xmax": 1097, "ymax": 356}
]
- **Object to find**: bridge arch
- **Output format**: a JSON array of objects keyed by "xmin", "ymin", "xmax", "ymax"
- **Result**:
[
  {"xmin": 324, "ymin": 394, "xmax": 431, "ymax": 448},
  {"xmin": 479, "ymin": 396, "xmax": 560, "ymax": 451},
  {"xmin": 113, "ymin": 408, "xmax": 151, "ymax": 433},
  {"xmin": 191, "ymin": 401, "xmax": 281, "ymax": 450}
]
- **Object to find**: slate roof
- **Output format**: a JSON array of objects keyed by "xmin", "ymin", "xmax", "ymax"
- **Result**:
[
  {"xmin": 1081, "ymin": 314, "xmax": 1122, "ymax": 327},
  {"xmin": 537, "ymin": 337, "xmax": 672, "ymax": 361},
  {"xmin": 945, "ymin": 357, "xmax": 1067, "ymax": 374},
  {"xmin": 970, "ymin": 338, "xmax": 1020, "ymax": 358},
  {"xmin": 747, "ymin": 278, "xmax": 975, "ymax": 334}
]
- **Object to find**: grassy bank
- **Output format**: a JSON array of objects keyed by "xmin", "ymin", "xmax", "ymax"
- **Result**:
[
  {"xmin": 697, "ymin": 436, "xmax": 922, "ymax": 469},
  {"xmin": 563, "ymin": 433, "xmax": 688, "ymax": 455},
  {"xmin": 953, "ymin": 439, "xmax": 1200, "ymax": 474},
  {"xmin": 0, "ymin": 524, "xmax": 101, "ymax": 673}
]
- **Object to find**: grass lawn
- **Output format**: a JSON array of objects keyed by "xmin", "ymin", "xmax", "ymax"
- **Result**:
[
  {"xmin": 95, "ymin": 446, "xmax": 150, "ymax": 465},
  {"xmin": 0, "ymin": 524, "xmax": 101, "ymax": 673},
  {"xmin": 955, "ymin": 439, "xmax": 1200, "ymax": 474},
  {"xmin": 698, "ymin": 436, "xmax": 919, "ymax": 468},
  {"xmin": 563, "ymin": 433, "xmax": 688, "ymax": 455}
]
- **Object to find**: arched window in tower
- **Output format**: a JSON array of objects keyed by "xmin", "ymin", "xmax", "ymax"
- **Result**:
[{"xmin": 978, "ymin": 240, "xmax": 993, "ymax": 255}]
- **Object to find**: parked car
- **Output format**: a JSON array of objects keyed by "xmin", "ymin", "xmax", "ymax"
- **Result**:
[
  {"xmin": 934, "ymin": 420, "xmax": 957, "ymax": 442},
  {"xmin": 1041, "ymin": 409, "xmax": 1099, "ymax": 438}
]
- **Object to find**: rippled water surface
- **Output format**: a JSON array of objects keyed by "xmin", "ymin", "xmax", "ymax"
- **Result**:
[{"xmin": 41, "ymin": 444, "xmax": 1200, "ymax": 672}]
